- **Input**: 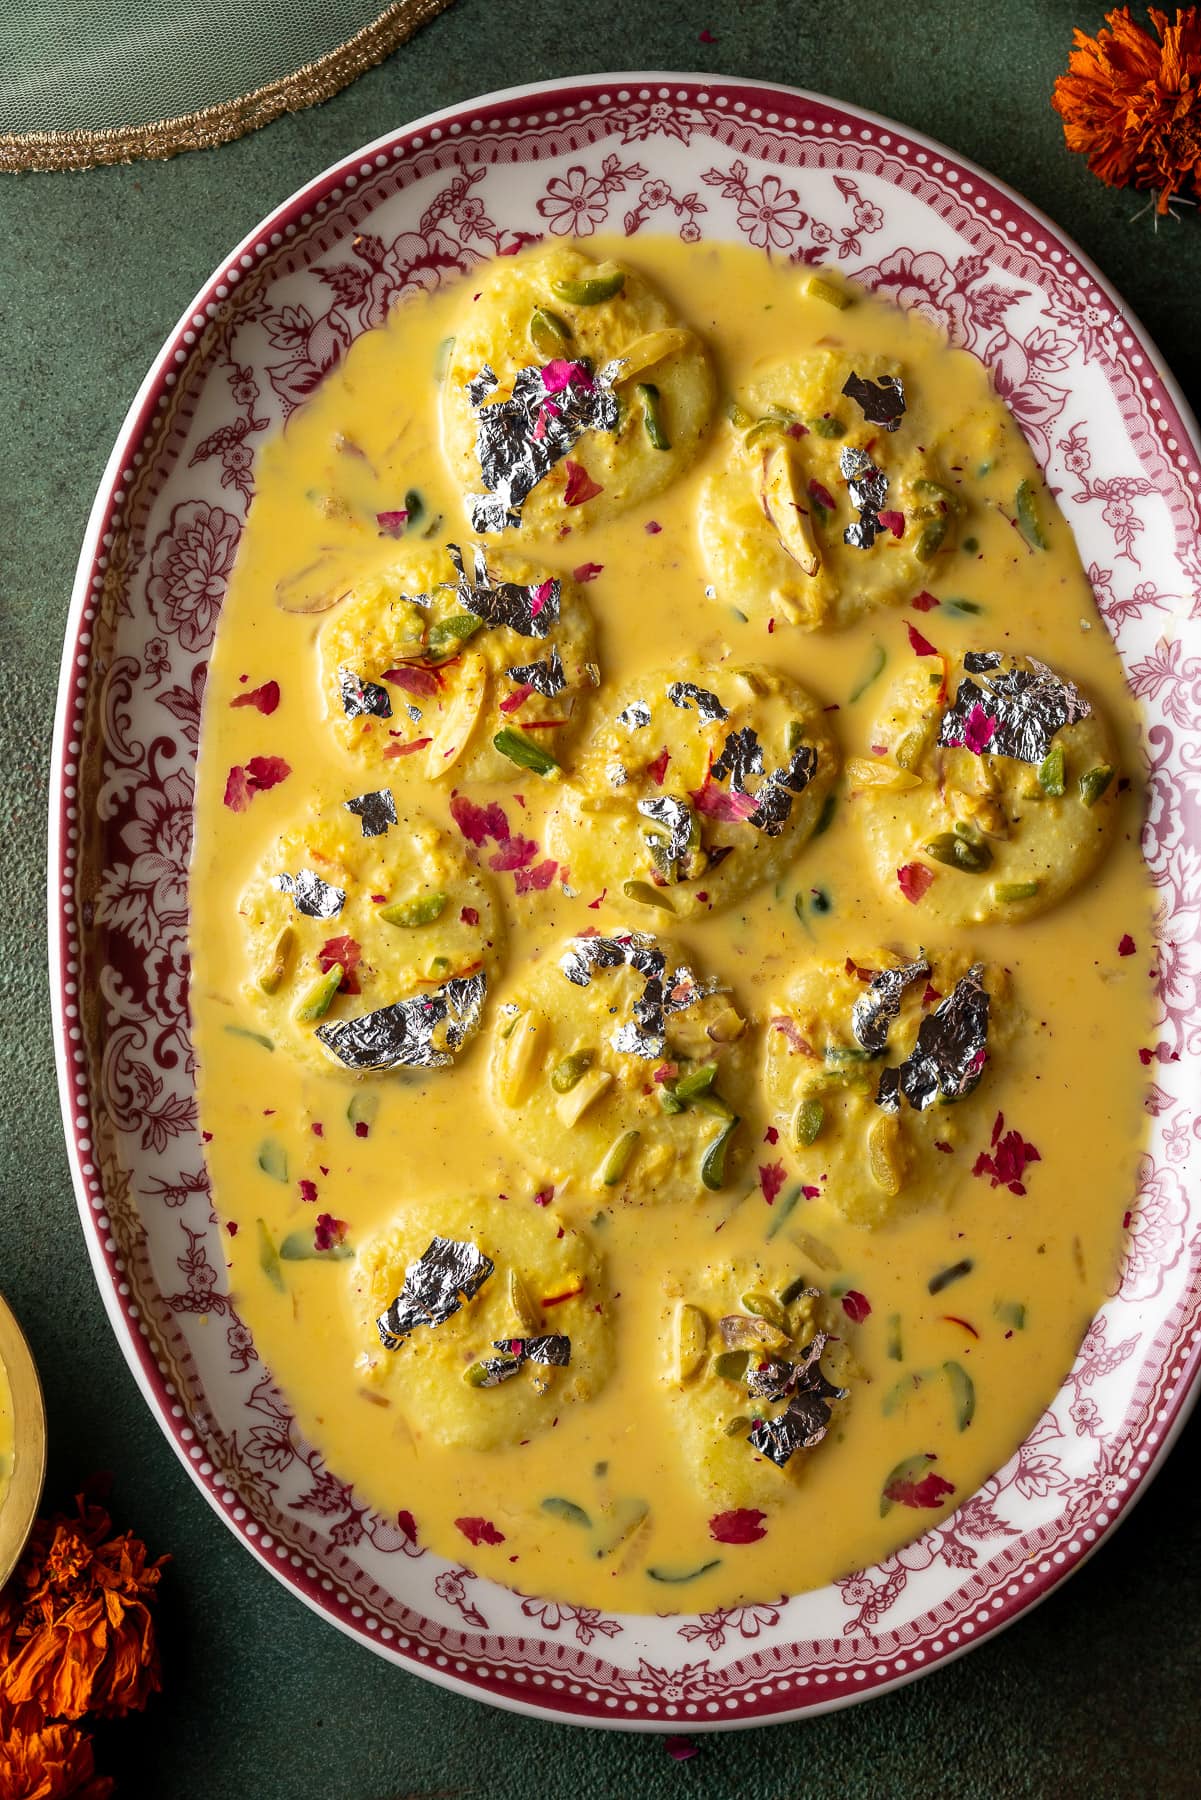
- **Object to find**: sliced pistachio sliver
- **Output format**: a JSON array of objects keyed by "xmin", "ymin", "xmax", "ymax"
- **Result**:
[
  {"xmin": 379, "ymin": 890, "xmax": 448, "ymax": 927},
  {"xmin": 347, "ymin": 1089, "xmax": 379, "ymax": 1132},
  {"xmin": 675, "ymin": 1062, "xmax": 718, "ymax": 1103},
  {"xmin": 426, "ymin": 612, "xmax": 484, "ymax": 659},
  {"xmin": 494, "ymin": 727, "xmax": 560, "ymax": 777},
  {"xmin": 1079, "ymin": 763, "xmax": 1114, "ymax": 808},
  {"xmin": 598, "ymin": 1128, "xmax": 640, "ymax": 1187},
  {"xmin": 551, "ymin": 269, "xmax": 626, "ymax": 306},
  {"xmin": 700, "ymin": 1116, "xmax": 739, "ymax": 1192},
  {"xmin": 808, "ymin": 414, "xmax": 846, "ymax": 439},
  {"xmin": 258, "ymin": 923, "xmax": 295, "ymax": 994},
  {"xmin": 257, "ymin": 1218, "xmax": 286, "ymax": 1293},
  {"xmin": 740, "ymin": 1291, "xmax": 787, "ymax": 1332},
  {"xmin": 541, "ymin": 1495, "xmax": 592, "ymax": 1527},
  {"xmin": 944, "ymin": 1360, "xmax": 976, "ymax": 1430},
  {"xmin": 623, "ymin": 877, "xmax": 675, "ymax": 913},
  {"xmin": 994, "ymin": 880, "xmax": 1039, "ymax": 903},
  {"xmin": 1015, "ymin": 478, "xmax": 1048, "ymax": 549},
  {"xmin": 637, "ymin": 382, "xmax": 671, "ymax": 451},
  {"xmin": 550, "ymin": 1049, "xmax": 594, "ymax": 1094},
  {"xmin": 913, "ymin": 477, "xmax": 965, "ymax": 516},
  {"xmin": 529, "ymin": 305, "xmax": 572, "ymax": 358},
  {"xmin": 294, "ymin": 965, "xmax": 343, "ymax": 1022},
  {"xmin": 924, "ymin": 830, "xmax": 992, "ymax": 872},
  {"xmin": 1037, "ymin": 743, "xmax": 1066, "ymax": 797},
  {"xmin": 723, "ymin": 1415, "xmax": 752, "ymax": 1438},
  {"xmin": 867, "ymin": 1111, "xmax": 906, "ymax": 1197},
  {"xmin": 805, "ymin": 274, "xmax": 851, "ymax": 309},
  {"xmin": 257, "ymin": 1139, "xmax": 288, "ymax": 1183},
  {"xmin": 915, "ymin": 516, "xmax": 948, "ymax": 562},
  {"xmin": 794, "ymin": 1097, "xmax": 825, "ymax": 1147},
  {"xmin": 712, "ymin": 1349, "xmax": 749, "ymax": 1382}
]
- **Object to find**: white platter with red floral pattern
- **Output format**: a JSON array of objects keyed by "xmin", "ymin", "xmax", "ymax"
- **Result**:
[{"xmin": 48, "ymin": 74, "xmax": 1201, "ymax": 1728}]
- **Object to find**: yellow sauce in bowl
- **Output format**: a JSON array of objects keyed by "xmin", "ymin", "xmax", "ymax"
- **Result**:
[{"xmin": 190, "ymin": 237, "xmax": 1154, "ymax": 1612}]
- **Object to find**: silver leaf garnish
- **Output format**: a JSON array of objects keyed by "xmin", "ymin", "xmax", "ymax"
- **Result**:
[
  {"xmin": 840, "ymin": 444, "xmax": 889, "ymax": 550},
  {"xmin": 666, "ymin": 680, "xmax": 728, "ymax": 723},
  {"xmin": 339, "ymin": 666, "xmax": 392, "ymax": 719},
  {"xmin": 938, "ymin": 653, "xmax": 1092, "ymax": 764},
  {"xmin": 851, "ymin": 957, "xmax": 931, "ymax": 1055},
  {"xmin": 446, "ymin": 542, "xmax": 560, "ymax": 639},
  {"xmin": 559, "ymin": 932, "xmax": 709, "ymax": 1060},
  {"xmin": 316, "ymin": 971, "xmax": 487, "ymax": 1071},
  {"xmin": 343, "ymin": 788, "xmax": 397, "ymax": 840},
  {"xmin": 841, "ymin": 371, "xmax": 906, "ymax": 431},
  {"xmin": 505, "ymin": 644, "xmax": 566, "ymax": 697},
  {"xmin": 617, "ymin": 699, "xmax": 651, "ymax": 730},
  {"xmin": 273, "ymin": 868, "xmax": 346, "ymax": 919},
  {"xmin": 376, "ymin": 1235, "xmax": 494, "ymax": 1349},
  {"xmin": 466, "ymin": 359, "xmax": 619, "ymax": 531},
  {"xmin": 875, "ymin": 964, "xmax": 989, "ymax": 1113},
  {"xmin": 637, "ymin": 796, "xmax": 693, "ymax": 874}
]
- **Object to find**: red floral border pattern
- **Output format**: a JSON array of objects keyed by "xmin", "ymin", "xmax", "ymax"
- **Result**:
[{"xmin": 51, "ymin": 77, "xmax": 1201, "ymax": 1728}]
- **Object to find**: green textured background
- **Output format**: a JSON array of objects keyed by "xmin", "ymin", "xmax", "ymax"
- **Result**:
[{"xmin": 3, "ymin": 2, "xmax": 1201, "ymax": 1794}]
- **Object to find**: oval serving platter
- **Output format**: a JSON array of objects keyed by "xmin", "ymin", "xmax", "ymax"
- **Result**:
[{"xmin": 49, "ymin": 74, "xmax": 1201, "ymax": 1728}]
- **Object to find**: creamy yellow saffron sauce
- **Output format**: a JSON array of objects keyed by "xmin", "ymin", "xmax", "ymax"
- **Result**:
[{"xmin": 190, "ymin": 237, "xmax": 1154, "ymax": 1611}]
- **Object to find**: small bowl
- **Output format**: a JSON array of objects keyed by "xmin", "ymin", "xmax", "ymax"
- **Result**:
[{"xmin": 0, "ymin": 1294, "xmax": 47, "ymax": 1587}]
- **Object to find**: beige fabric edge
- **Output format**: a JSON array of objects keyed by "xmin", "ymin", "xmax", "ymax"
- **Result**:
[{"xmin": 0, "ymin": 0, "xmax": 455, "ymax": 173}]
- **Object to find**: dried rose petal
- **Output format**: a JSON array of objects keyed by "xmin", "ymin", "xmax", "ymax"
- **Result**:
[
  {"xmin": 907, "ymin": 622, "xmax": 939, "ymax": 657},
  {"xmin": 563, "ymin": 459, "xmax": 604, "ymax": 506},
  {"xmin": 841, "ymin": 1289, "xmax": 872, "ymax": 1323},
  {"xmin": 573, "ymin": 561, "xmax": 604, "ymax": 582},
  {"xmin": 911, "ymin": 590, "xmax": 940, "ymax": 612},
  {"xmin": 455, "ymin": 1516, "xmax": 505, "ymax": 1546},
  {"xmin": 758, "ymin": 1161, "xmax": 787, "ymax": 1205},
  {"xmin": 709, "ymin": 1508, "xmax": 768, "ymax": 1544},
  {"xmin": 897, "ymin": 862, "xmax": 934, "ymax": 904},
  {"xmin": 230, "ymin": 680, "xmax": 281, "ymax": 715}
]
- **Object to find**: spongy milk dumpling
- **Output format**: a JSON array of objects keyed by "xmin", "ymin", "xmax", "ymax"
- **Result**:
[
  {"xmin": 762, "ymin": 949, "xmax": 1015, "ymax": 1231},
  {"xmin": 698, "ymin": 348, "xmax": 1003, "ymax": 631},
  {"xmin": 441, "ymin": 243, "xmax": 715, "ymax": 535},
  {"xmin": 545, "ymin": 659, "xmax": 839, "ymax": 920},
  {"xmin": 484, "ymin": 931, "xmax": 754, "ymax": 1206},
  {"xmin": 657, "ymin": 1255, "xmax": 852, "ymax": 1514},
  {"xmin": 238, "ymin": 798, "xmax": 503, "ymax": 1071},
  {"xmin": 351, "ymin": 1194, "xmax": 612, "ymax": 1450},
  {"xmin": 318, "ymin": 543, "xmax": 598, "ymax": 784},
  {"xmin": 852, "ymin": 649, "xmax": 1120, "ymax": 927}
]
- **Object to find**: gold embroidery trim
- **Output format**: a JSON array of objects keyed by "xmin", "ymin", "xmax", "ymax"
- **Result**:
[{"xmin": 0, "ymin": 0, "xmax": 455, "ymax": 174}]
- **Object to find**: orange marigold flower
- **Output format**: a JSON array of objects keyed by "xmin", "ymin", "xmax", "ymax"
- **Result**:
[
  {"xmin": 0, "ymin": 1491, "xmax": 167, "ymax": 1733},
  {"xmin": 1052, "ymin": 7, "xmax": 1201, "ymax": 211},
  {"xmin": 0, "ymin": 1721, "xmax": 113, "ymax": 1800}
]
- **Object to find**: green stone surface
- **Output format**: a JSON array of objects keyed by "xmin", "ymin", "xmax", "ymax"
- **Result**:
[{"xmin": 2, "ymin": 2, "xmax": 1199, "ymax": 1793}]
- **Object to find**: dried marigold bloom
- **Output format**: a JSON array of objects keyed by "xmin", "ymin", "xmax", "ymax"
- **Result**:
[
  {"xmin": 1052, "ymin": 6, "xmax": 1201, "ymax": 211},
  {"xmin": 0, "ymin": 1489, "xmax": 167, "ymax": 1737},
  {"xmin": 0, "ymin": 1721, "xmax": 113, "ymax": 1800}
]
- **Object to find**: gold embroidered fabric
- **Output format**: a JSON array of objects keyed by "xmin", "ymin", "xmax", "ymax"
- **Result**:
[{"xmin": 0, "ymin": 0, "xmax": 455, "ymax": 173}]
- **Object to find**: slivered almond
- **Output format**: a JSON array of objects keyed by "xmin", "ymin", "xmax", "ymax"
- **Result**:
[
  {"xmin": 425, "ymin": 650, "xmax": 486, "ymax": 780},
  {"xmin": 762, "ymin": 444, "xmax": 822, "ymax": 576}
]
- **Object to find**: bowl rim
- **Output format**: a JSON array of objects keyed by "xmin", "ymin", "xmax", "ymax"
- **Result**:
[{"xmin": 46, "ymin": 69, "xmax": 1201, "ymax": 1728}]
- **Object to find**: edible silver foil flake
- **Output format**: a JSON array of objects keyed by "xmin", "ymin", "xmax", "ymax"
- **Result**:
[
  {"xmin": 468, "ymin": 1337, "xmax": 571, "ymax": 1388},
  {"xmin": 851, "ymin": 956, "xmax": 931, "ymax": 1055},
  {"xmin": 406, "ymin": 704, "xmax": 423, "ymax": 724},
  {"xmin": 876, "ymin": 964, "xmax": 989, "ymax": 1113},
  {"xmin": 466, "ymin": 358, "xmax": 619, "ymax": 532},
  {"xmin": 376, "ymin": 1234, "xmax": 495, "ymax": 1349},
  {"xmin": 607, "ymin": 762, "xmax": 629, "ymax": 788},
  {"xmin": 446, "ymin": 542, "xmax": 561, "ymax": 639},
  {"xmin": 938, "ymin": 653, "xmax": 1091, "ymax": 764},
  {"xmin": 710, "ymin": 729, "xmax": 818, "ymax": 838},
  {"xmin": 559, "ymin": 932, "xmax": 707, "ymax": 1060},
  {"xmin": 316, "ymin": 971, "xmax": 487, "ymax": 1071},
  {"xmin": 842, "ymin": 371, "xmax": 906, "ymax": 431},
  {"xmin": 839, "ymin": 444, "xmax": 890, "ymax": 550},
  {"xmin": 344, "ymin": 788, "xmax": 397, "ymax": 839},
  {"xmin": 273, "ymin": 868, "xmax": 346, "ymax": 919},
  {"xmin": 505, "ymin": 644, "xmax": 566, "ymax": 698},
  {"xmin": 666, "ymin": 680, "xmax": 728, "ymax": 723},
  {"xmin": 617, "ymin": 700, "xmax": 651, "ymax": 731},
  {"xmin": 746, "ymin": 1336, "xmax": 846, "ymax": 1467},
  {"xmin": 637, "ymin": 796, "xmax": 693, "ymax": 873},
  {"xmin": 339, "ymin": 666, "xmax": 392, "ymax": 719}
]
